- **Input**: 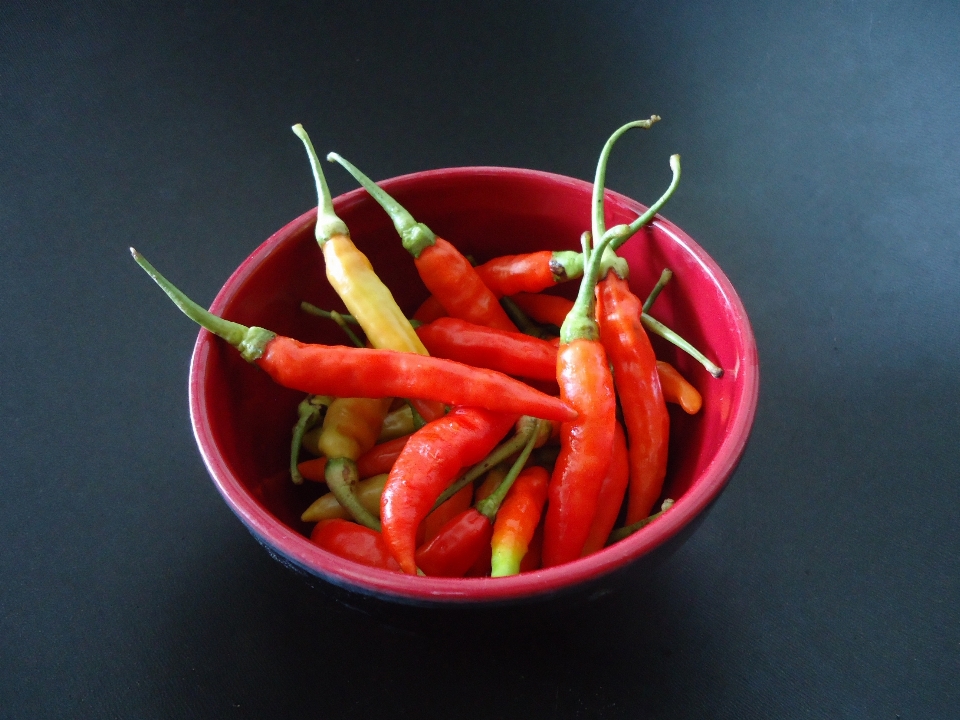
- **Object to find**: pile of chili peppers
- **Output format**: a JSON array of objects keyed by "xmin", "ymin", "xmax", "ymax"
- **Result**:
[{"xmin": 133, "ymin": 118, "xmax": 719, "ymax": 577}]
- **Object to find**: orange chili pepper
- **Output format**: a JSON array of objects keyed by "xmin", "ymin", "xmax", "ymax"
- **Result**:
[
  {"xmin": 656, "ymin": 360, "xmax": 702, "ymax": 414},
  {"xmin": 580, "ymin": 421, "xmax": 630, "ymax": 556}
]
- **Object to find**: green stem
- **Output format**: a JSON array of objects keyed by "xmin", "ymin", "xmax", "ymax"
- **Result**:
[
  {"xmin": 289, "ymin": 395, "xmax": 331, "ymax": 484},
  {"xmin": 324, "ymin": 458, "xmax": 381, "ymax": 531},
  {"xmin": 607, "ymin": 499, "xmax": 674, "ymax": 544},
  {"xmin": 500, "ymin": 296, "xmax": 550, "ymax": 339},
  {"xmin": 330, "ymin": 310, "xmax": 365, "ymax": 348},
  {"xmin": 327, "ymin": 153, "xmax": 437, "ymax": 258},
  {"xmin": 301, "ymin": 301, "xmax": 422, "ymax": 329},
  {"xmin": 641, "ymin": 313, "xmax": 724, "ymax": 378},
  {"xmin": 549, "ymin": 250, "xmax": 585, "ymax": 283},
  {"xmin": 130, "ymin": 248, "xmax": 275, "ymax": 362},
  {"xmin": 432, "ymin": 417, "xmax": 540, "ymax": 509},
  {"xmin": 607, "ymin": 154, "xmax": 682, "ymax": 252},
  {"xmin": 291, "ymin": 124, "xmax": 350, "ymax": 246},
  {"xmin": 475, "ymin": 420, "xmax": 545, "ymax": 520},
  {"xmin": 559, "ymin": 231, "xmax": 615, "ymax": 344},
  {"xmin": 591, "ymin": 116, "xmax": 661, "ymax": 243},
  {"xmin": 642, "ymin": 269, "xmax": 674, "ymax": 313}
]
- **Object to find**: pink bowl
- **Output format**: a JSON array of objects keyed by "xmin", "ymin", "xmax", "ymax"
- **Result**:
[{"xmin": 188, "ymin": 167, "xmax": 759, "ymax": 606}]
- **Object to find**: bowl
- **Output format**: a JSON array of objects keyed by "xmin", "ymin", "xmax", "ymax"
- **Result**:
[{"xmin": 189, "ymin": 166, "xmax": 759, "ymax": 606}]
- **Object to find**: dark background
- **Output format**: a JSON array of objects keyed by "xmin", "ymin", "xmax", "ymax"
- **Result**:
[{"xmin": 3, "ymin": 1, "xmax": 958, "ymax": 717}]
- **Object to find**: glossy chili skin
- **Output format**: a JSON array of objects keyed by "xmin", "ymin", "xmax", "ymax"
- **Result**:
[
  {"xmin": 414, "ymin": 508, "xmax": 493, "ymax": 577},
  {"xmin": 310, "ymin": 519, "xmax": 401, "ymax": 572},
  {"xmin": 542, "ymin": 338, "xmax": 617, "ymax": 567},
  {"xmin": 417, "ymin": 482, "xmax": 473, "ymax": 546},
  {"xmin": 580, "ymin": 421, "xmax": 629, "ymax": 556},
  {"xmin": 597, "ymin": 274, "xmax": 670, "ymax": 523},
  {"xmin": 490, "ymin": 466, "xmax": 550, "ymax": 576},
  {"xmin": 415, "ymin": 317, "xmax": 558, "ymax": 382},
  {"xmin": 356, "ymin": 435, "xmax": 409, "ymax": 478},
  {"xmin": 656, "ymin": 360, "xmax": 703, "ymax": 414},
  {"xmin": 257, "ymin": 336, "xmax": 576, "ymax": 423},
  {"xmin": 415, "ymin": 238, "xmax": 518, "ymax": 333},
  {"xmin": 474, "ymin": 251, "xmax": 557, "ymax": 297},
  {"xmin": 381, "ymin": 408, "xmax": 518, "ymax": 574},
  {"xmin": 509, "ymin": 293, "xmax": 575, "ymax": 328}
]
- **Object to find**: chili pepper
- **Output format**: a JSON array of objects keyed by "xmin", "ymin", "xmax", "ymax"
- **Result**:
[
  {"xmin": 656, "ymin": 360, "xmax": 702, "ymax": 414},
  {"xmin": 414, "ymin": 421, "xmax": 543, "ymax": 577},
  {"xmin": 415, "ymin": 317, "xmax": 558, "ymax": 382},
  {"xmin": 417, "ymin": 482, "xmax": 473, "ymax": 546},
  {"xmin": 412, "ymin": 295, "xmax": 447, "ymax": 323},
  {"xmin": 316, "ymin": 396, "xmax": 393, "ymax": 462},
  {"xmin": 519, "ymin": 520, "xmax": 544, "ymax": 572},
  {"xmin": 296, "ymin": 456, "xmax": 327, "ymax": 482},
  {"xmin": 381, "ymin": 408, "xmax": 518, "ymax": 574},
  {"xmin": 490, "ymin": 466, "xmax": 549, "ymax": 577},
  {"xmin": 542, "ymin": 231, "xmax": 618, "ymax": 568},
  {"xmin": 580, "ymin": 421, "xmax": 630, "ymax": 556},
  {"xmin": 607, "ymin": 498, "xmax": 674, "ymax": 545},
  {"xmin": 310, "ymin": 519, "xmax": 401, "ymax": 572},
  {"xmin": 473, "ymin": 250, "xmax": 584, "ymax": 297},
  {"xmin": 301, "ymin": 474, "xmax": 388, "ymax": 522},
  {"xmin": 508, "ymin": 293, "xmax": 574, "ymax": 329},
  {"xmin": 356, "ymin": 435, "xmax": 409, "ymax": 478},
  {"xmin": 328, "ymin": 153, "xmax": 518, "ymax": 333},
  {"xmin": 293, "ymin": 126, "xmax": 429, "ymax": 355},
  {"xmin": 131, "ymin": 250, "xmax": 577, "ymax": 423},
  {"xmin": 289, "ymin": 394, "xmax": 331, "ymax": 484}
]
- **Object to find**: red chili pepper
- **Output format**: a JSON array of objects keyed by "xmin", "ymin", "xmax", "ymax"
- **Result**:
[
  {"xmin": 542, "ymin": 233, "xmax": 618, "ymax": 568},
  {"xmin": 328, "ymin": 153, "xmax": 518, "ymax": 333},
  {"xmin": 412, "ymin": 294, "xmax": 447, "ymax": 323},
  {"xmin": 381, "ymin": 408, "xmax": 518, "ymax": 574},
  {"xmin": 509, "ymin": 292, "xmax": 575, "ymax": 328},
  {"xmin": 414, "ymin": 421, "xmax": 543, "ymax": 576},
  {"xmin": 417, "ymin": 482, "xmax": 473, "ymax": 546},
  {"xmin": 473, "ymin": 250, "xmax": 584, "ymax": 297},
  {"xmin": 356, "ymin": 435, "xmax": 409, "ymax": 478},
  {"xmin": 580, "ymin": 421, "xmax": 630, "ymax": 556},
  {"xmin": 310, "ymin": 519, "xmax": 401, "ymax": 572},
  {"xmin": 656, "ymin": 360, "xmax": 703, "ymax": 414},
  {"xmin": 519, "ymin": 520, "xmax": 544, "ymax": 572},
  {"xmin": 130, "ymin": 250, "xmax": 577, "ymax": 424},
  {"xmin": 490, "ymin": 466, "xmax": 549, "ymax": 576},
  {"xmin": 597, "ymin": 274, "xmax": 669, "ymax": 524},
  {"xmin": 296, "ymin": 456, "xmax": 328, "ymax": 482},
  {"xmin": 415, "ymin": 316, "xmax": 558, "ymax": 382}
]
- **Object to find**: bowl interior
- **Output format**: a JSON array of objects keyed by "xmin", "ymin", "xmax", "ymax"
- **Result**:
[{"xmin": 190, "ymin": 167, "xmax": 758, "ymax": 604}]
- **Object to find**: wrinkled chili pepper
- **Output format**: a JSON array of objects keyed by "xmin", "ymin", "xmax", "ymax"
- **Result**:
[
  {"xmin": 580, "ymin": 421, "xmax": 630, "ymax": 556},
  {"xmin": 381, "ymin": 408, "xmax": 519, "ymax": 574},
  {"xmin": 328, "ymin": 152, "xmax": 519, "ymax": 333},
  {"xmin": 310, "ymin": 519, "xmax": 401, "ymax": 572},
  {"xmin": 542, "ymin": 231, "xmax": 618, "ymax": 568},
  {"xmin": 414, "ymin": 421, "xmax": 543, "ymax": 576},
  {"xmin": 415, "ymin": 317, "xmax": 559, "ymax": 382},
  {"xmin": 131, "ymin": 250, "xmax": 577, "ymax": 423},
  {"xmin": 490, "ymin": 465, "xmax": 550, "ymax": 576},
  {"xmin": 656, "ymin": 360, "xmax": 702, "ymax": 414}
]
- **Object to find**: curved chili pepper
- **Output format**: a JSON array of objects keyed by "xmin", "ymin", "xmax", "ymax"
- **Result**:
[
  {"xmin": 490, "ymin": 466, "xmax": 549, "ymax": 577},
  {"xmin": 473, "ymin": 250, "xmax": 584, "ymax": 297},
  {"xmin": 382, "ymin": 408, "xmax": 518, "ymax": 574},
  {"xmin": 289, "ymin": 394, "xmax": 331, "ymax": 484},
  {"xmin": 316, "ymin": 397, "xmax": 393, "ymax": 462},
  {"xmin": 301, "ymin": 474, "xmax": 388, "ymax": 522},
  {"xmin": 310, "ymin": 519, "xmax": 401, "ymax": 572},
  {"xmin": 296, "ymin": 456, "xmax": 328, "ymax": 482},
  {"xmin": 414, "ymin": 420, "xmax": 543, "ymax": 577},
  {"xmin": 508, "ymin": 293, "xmax": 574, "ymax": 329},
  {"xmin": 542, "ymin": 232, "xmax": 618, "ymax": 568},
  {"xmin": 417, "ymin": 482, "xmax": 473, "ymax": 546},
  {"xmin": 415, "ymin": 317, "xmax": 558, "ymax": 382},
  {"xmin": 656, "ymin": 360, "xmax": 702, "ymax": 414},
  {"xmin": 580, "ymin": 421, "xmax": 630, "ymax": 556},
  {"xmin": 519, "ymin": 520, "xmax": 544, "ymax": 573},
  {"xmin": 328, "ymin": 153, "xmax": 518, "ymax": 333},
  {"xmin": 131, "ymin": 250, "xmax": 577, "ymax": 423}
]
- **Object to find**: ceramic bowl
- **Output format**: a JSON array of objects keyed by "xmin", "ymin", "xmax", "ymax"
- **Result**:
[{"xmin": 189, "ymin": 166, "xmax": 759, "ymax": 606}]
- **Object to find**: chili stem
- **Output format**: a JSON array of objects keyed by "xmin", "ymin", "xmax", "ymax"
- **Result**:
[
  {"xmin": 607, "ymin": 498, "xmax": 674, "ymax": 544},
  {"xmin": 640, "ymin": 313, "xmax": 724, "ymax": 378},
  {"xmin": 606, "ymin": 154, "xmax": 682, "ymax": 252},
  {"xmin": 290, "ymin": 395, "xmax": 330, "ymax": 484},
  {"xmin": 325, "ymin": 458, "xmax": 381, "ymax": 531},
  {"xmin": 475, "ymin": 420, "xmax": 545, "ymax": 520},
  {"xmin": 500, "ymin": 296, "xmax": 550, "ymax": 339},
  {"xmin": 642, "ymin": 269, "xmax": 673, "ymax": 313},
  {"xmin": 559, "ymin": 231, "xmax": 616, "ymax": 344},
  {"xmin": 330, "ymin": 310, "xmax": 365, "ymax": 348},
  {"xmin": 291, "ymin": 124, "xmax": 350, "ymax": 245}
]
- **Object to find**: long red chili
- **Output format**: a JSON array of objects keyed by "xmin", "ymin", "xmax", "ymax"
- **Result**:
[
  {"xmin": 542, "ymin": 232, "xmax": 618, "ymax": 567},
  {"xmin": 580, "ymin": 421, "xmax": 630, "ymax": 556},
  {"xmin": 328, "ymin": 153, "xmax": 519, "ymax": 333},
  {"xmin": 381, "ymin": 408, "xmax": 518, "ymax": 574},
  {"xmin": 473, "ymin": 250, "xmax": 584, "ymax": 297},
  {"xmin": 415, "ymin": 316, "xmax": 559, "ymax": 382},
  {"xmin": 508, "ymin": 292, "xmax": 574, "ymax": 328},
  {"xmin": 310, "ymin": 519, "xmax": 401, "ymax": 572},
  {"xmin": 490, "ymin": 466, "xmax": 550, "ymax": 576},
  {"xmin": 130, "ymin": 250, "xmax": 576, "ymax": 424}
]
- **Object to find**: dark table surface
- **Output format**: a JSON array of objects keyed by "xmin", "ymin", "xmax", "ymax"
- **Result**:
[{"xmin": 3, "ymin": 1, "xmax": 958, "ymax": 717}]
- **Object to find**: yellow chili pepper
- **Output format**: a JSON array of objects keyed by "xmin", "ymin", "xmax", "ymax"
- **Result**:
[
  {"xmin": 301, "ymin": 474, "xmax": 388, "ymax": 523},
  {"xmin": 317, "ymin": 397, "xmax": 393, "ymax": 461}
]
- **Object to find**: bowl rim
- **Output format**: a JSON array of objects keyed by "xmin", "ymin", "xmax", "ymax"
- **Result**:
[{"xmin": 189, "ymin": 165, "xmax": 760, "ymax": 604}]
